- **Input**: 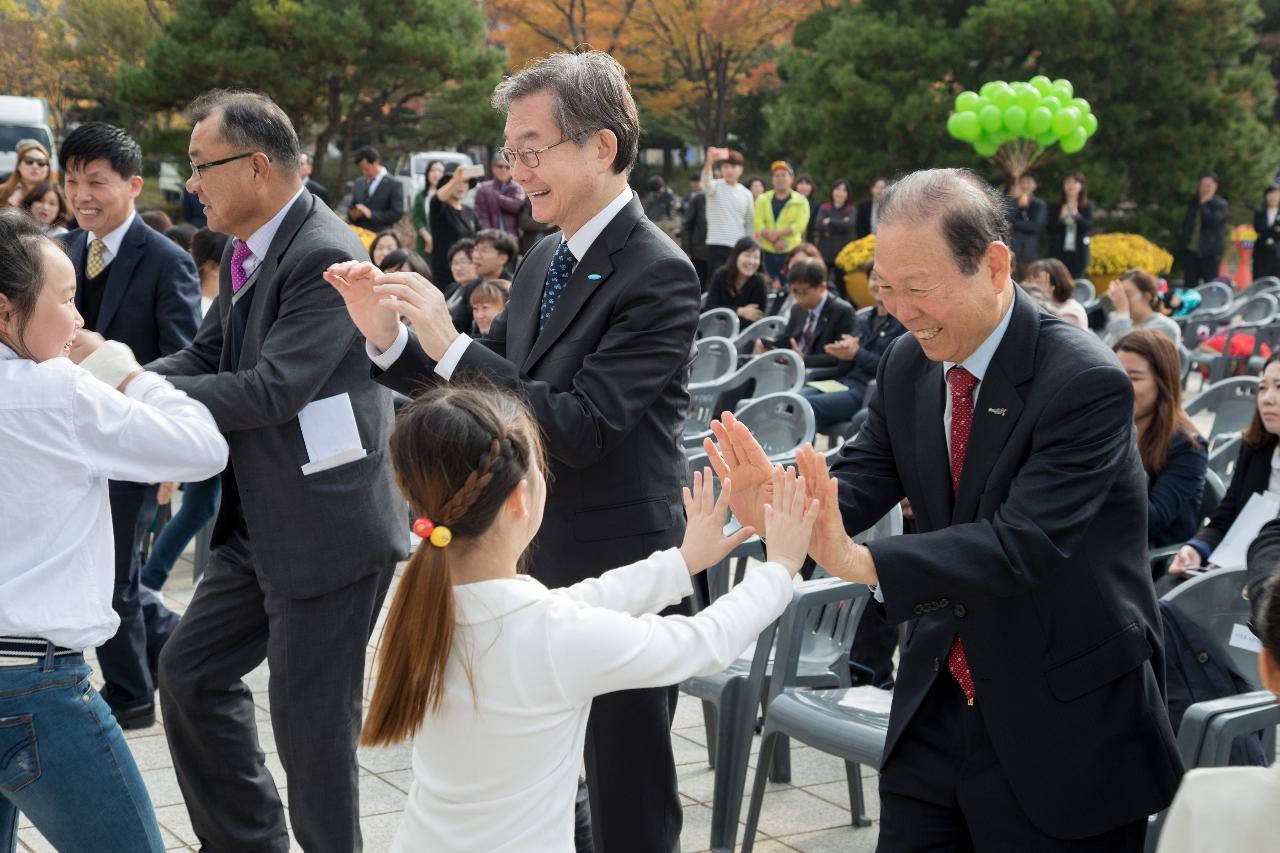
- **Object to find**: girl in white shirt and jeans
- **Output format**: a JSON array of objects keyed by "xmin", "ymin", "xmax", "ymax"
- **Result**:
[
  {"xmin": 0, "ymin": 210, "xmax": 227, "ymax": 852},
  {"xmin": 362, "ymin": 387, "xmax": 820, "ymax": 853}
]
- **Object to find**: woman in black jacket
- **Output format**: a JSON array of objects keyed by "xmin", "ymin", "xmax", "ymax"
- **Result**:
[
  {"xmin": 1169, "ymin": 352, "xmax": 1280, "ymax": 579},
  {"xmin": 813, "ymin": 179, "xmax": 857, "ymax": 298},
  {"xmin": 1253, "ymin": 185, "xmax": 1280, "ymax": 281},
  {"xmin": 1046, "ymin": 171, "xmax": 1093, "ymax": 278}
]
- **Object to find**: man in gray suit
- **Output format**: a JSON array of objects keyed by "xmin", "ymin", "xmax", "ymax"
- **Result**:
[{"xmin": 148, "ymin": 90, "xmax": 406, "ymax": 853}]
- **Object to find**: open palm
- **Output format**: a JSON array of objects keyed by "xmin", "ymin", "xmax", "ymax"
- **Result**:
[{"xmin": 703, "ymin": 411, "xmax": 773, "ymax": 531}]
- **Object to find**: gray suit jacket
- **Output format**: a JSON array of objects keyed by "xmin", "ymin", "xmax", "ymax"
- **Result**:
[
  {"xmin": 349, "ymin": 173, "xmax": 405, "ymax": 231},
  {"xmin": 149, "ymin": 190, "xmax": 407, "ymax": 597}
]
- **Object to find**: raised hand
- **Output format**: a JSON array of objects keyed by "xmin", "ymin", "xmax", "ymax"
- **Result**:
[
  {"xmin": 677, "ymin": 468, "xmax": 757, "ymax": 575},
  {"xmin": 704, "ymin": 411, "xmax": 773, "ymax": 531},
  {"xmin": 372, "ymin": 270, "xmax": 461, "ymax": 361},
  {"xmin": 795, "ymin": 444, "xmax": 876, "ymax": 584},
  {"xmin": 762, "ymin": 466, "xmax": 822, "ymax": 577},
  {"xmin": 323, "ymin": 260, "xmax": 401, "ymax": 353}
]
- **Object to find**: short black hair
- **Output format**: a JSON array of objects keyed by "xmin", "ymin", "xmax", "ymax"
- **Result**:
[
  {"xmin": 1200, "ymin": 171, "xmax": 1219, "ymax": 183},
  {"xmin": 474, "ymin": 229, "xmax": 518, "ymax": 262},
  {"xmin": 447, "ymin": 238, "xmax": 476, "ymax": 264},
  {"xmin": 165, "ymin": 224, "xmax": 197, "ymax": 253},
  {"xmin": 379, "ymin": 249, "xmax": 432, "ymax": 280},
  {"xmin": 355, "ymin": 146, "xmax": 380, "ymax": 165},
  {"xmin": 787, "ymin": 258, "xmax": 827, "ymax": 289},
  {"xmin": 188, "ymin": 89, "xmax": 301, "ymax": 173},
  {"xmin": 190, "ymin": 228, "xmax": 230, "ymax": 269},
  {"xmin": 647, "ymin": 175, "xmax": 665, "ymax": 192},
  {"xmin": 59, "ymin": 122, "xmax": 143, "ymax": 179}
]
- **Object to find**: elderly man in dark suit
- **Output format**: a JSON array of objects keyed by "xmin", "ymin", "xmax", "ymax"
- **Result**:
[
  {"xmin": 59, "ymin": 122, "xmax": 201, "ymax": 730},
  {"xmin": 328, "ymin": 50, "xmax": 700, "ymax": 853},
  {"xmin": 710, "ymin": 168, "xmax": 1182, "ymax": 851},
  {"xmin": 147, "ymin": 90, "xmax": 406, "ymax": 853},
  {"xmin": 348, "ymin": 145, "xmax": 404, "ymax": 231}
]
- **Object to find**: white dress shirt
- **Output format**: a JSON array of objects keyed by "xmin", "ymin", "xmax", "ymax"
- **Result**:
[
  {"xmin": 392, "ymin": 550, "xmax": 793, "ymax": 853},
  {"xmin": 0, "ymin": 344, "xmax": 227, "ymax": 648},
  {"xmin": 87, "ymin": 209, "xmax": 137, "ymax": 269},
  {"xmin": 235, "ymin": 186, "xmax": 306, "ymax": 280},
  {"xmin": 1156, "ymin": 759, "xmax": 1280, "ymax": 853},
  {"xmin": 367, "ymin": 166, "xmax": 388, "ymax": 198},
  {"xmin": 369, "ymin": 186, "xmax": 637, "ymax": 377}
]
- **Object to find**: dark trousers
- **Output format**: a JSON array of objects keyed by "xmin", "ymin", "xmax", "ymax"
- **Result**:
[
  {"xmin": 1181, "ymin": 253, "xmax": 1222, "ymax": 289},
  {"xmin": 690, "ymin": 257, "xmax": 709, "ymax": 291},
  {"xmin": 578, "ymin": 684, "xmax": 682, "ymax": 853},
  {"xmin": 877, "ymin": 675, "xmax": 1146, "ymax": 852},
  {"xmin": 99, "ymin": 482, "xmax": 179, "ymax": 710},
  {"xmin": 706, "ymin": 244, "xmax": 732, "ymax": 282},
  {"xmin": 157, "ymin": 519, "xmax": 394, "ymax": 853},
  {"xmin": 801, "ymin": 383, "xmax": 867, "ymax": 431}
]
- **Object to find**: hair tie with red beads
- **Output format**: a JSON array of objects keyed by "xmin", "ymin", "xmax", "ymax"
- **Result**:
[{"xmin": 412, "ymin": 517, "xmax": 452, "ymax": 548}]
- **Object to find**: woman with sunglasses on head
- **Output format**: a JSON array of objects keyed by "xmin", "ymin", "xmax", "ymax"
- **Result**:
[{"xmin": 0, "ymin": 141, "xmax": 52, "ymax": 209}]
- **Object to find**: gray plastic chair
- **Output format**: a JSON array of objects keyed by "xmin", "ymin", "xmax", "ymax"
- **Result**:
[
  {"xmin": 1241, "ymin": 275, "xmax": 1280, "ymax": 299},
  {"xmin": 1160, "ymin": 566, "xmax": 1259, "ymax": 681},
  {"xmin": 1184, "ymin": 376, "xmax": 1259, "ymax": 448},
  {"xmin": 1244, "ymin": 320, "xmax": 1280, "ymax": 373},
  {"xmin": 732, "ymin": 315, "xmax": 788, "ymax": 356},
  {"xmin": 698, "ymin": 307, "xmax": 740, "ymax": 341},
  {"xmin": 1193, "ymin": 295, "xmax": 1280, "ymax": 381},
  {"xmin": 1206, "ymin": 433, "xmax": 1242, "ymax": 481},
  {"xmin": 684, "ymin": 350, "xmax": 806, "ymax": 447},
  {"xmin": 1191, "ymin": 282, "xmax": 1235, "ymax": 320},
  {"xmin": 732, "ymin": 393, "xmax": 816, "ymax": 460},
  {"xmin": 691, "ymin": 336, "xmax": 737, "ymax": 384},
  {"xmin": 1072, "ymin": 278, "xmax": 1096, "ymax": 306}
]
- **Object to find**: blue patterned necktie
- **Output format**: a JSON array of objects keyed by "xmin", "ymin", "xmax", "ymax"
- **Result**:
[{"xmin": 539, "ymin": 240, "xmax": 578, "ymax": 332}]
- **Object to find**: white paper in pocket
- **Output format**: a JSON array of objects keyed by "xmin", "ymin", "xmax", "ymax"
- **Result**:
[{"xmin": 298, "ymin": 393, "xmax": 367, "ymax": 475}]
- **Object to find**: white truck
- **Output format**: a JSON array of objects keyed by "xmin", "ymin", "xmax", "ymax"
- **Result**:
[{"xmin": 0, "ymin": 96, "xmax": 58, "ymax": 180}]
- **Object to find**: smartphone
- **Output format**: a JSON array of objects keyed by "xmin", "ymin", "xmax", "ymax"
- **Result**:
[
  {"xmin": 461, "ymin": 164, "xmax": 486, "ymax": 179},
  {"xmin": 709, "ymin": 146, "xmax": 730, "ymax": 161}
]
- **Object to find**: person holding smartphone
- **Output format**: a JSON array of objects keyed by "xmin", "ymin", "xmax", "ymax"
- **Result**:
[
  {"xmin": 428, "ymin": 163, "xmax": 481, "ymax": 292},
  {"xmin": 702, "ymin": 146, "xmax": 754, "ymax": 277}
]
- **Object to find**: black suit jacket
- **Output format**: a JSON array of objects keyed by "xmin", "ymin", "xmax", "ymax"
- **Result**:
[
  {"xmin": 1246, "ymin": 515, "xmax": 1280, "ymax": 618},
  {"xmin": 305, "ymin": 177, "xmax": 331, "ymax": 206},
  {"xmin": 61, "ymin": 214, "xmax": 200, "ymax": 365},
  {"xmin": 1182, "ymin": 195, "xmax": 1229, "ymax": 258},
  {"xmin": 375, "ymin": 196, "xmax": 701, "ymax": 589},
  {"xmin": 148, "ymin": 190, "xmax": 407, "ymax": 598},
  {"xmin": 767, "ymin": 295, "xmax": 855, "ymax": 367},
  {"xmin": 854, "ymin": 199, "xmax": 877, "ymax": 239},
  {"xmin": 830, "ymin": 289, "xmax": 1181, "ymax": 838},
  {"xmin": 349, "ymin": 173, "xmax": 405, "ymax": 230},
  {"xmin": 1191, "ymin": 438, "xmax": 1273, "ymax": 555}
]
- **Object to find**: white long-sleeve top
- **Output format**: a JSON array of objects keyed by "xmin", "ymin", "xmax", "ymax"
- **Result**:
[
  {"xmin": 392, "ymin": 549, "xmax": 794, "ymax": 853},
  {"xmin": 1156, "ymin": 760, "xmax": 1280, "ymax": 853},
  {"xmin": 0, "ymin": 344, "xmax": 228, "ymax": 648}
]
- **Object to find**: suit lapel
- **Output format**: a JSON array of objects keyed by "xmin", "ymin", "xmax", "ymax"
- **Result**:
[
  {"xmin": 505, "ymin": 235, "xmax": 557, "ymax": 367},
  {"xmin": 96, "ymin": 217, "xmax": 147, "ymax": 333},
  {"xmin": 67, "ymin": 231, "xmax": 88, "ymax": 313},
  {"xmin": 913, "ymin": 359, "xmax": 953, "ymax": 530}
]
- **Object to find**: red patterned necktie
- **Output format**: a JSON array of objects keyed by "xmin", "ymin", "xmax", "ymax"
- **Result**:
[{"xmin": 946, "ymin": 366, "xmax": 978, "ymax": 704}]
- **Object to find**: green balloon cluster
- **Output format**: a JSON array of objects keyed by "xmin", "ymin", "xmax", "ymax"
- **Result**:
[{"xmin": 947, "ymin": 77, "xmax": 1099, "ymax": 156}]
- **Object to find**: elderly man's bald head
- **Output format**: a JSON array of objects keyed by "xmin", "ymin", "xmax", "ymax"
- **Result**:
[{"xmin": 878, "ymin": 169, "xmax": 1010, "ymax": 276}]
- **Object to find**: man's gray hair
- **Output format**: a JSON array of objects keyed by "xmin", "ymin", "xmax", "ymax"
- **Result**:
[
  {"xmin": 878, "ymin": 168, "xmax": 1010, "ymax": 275},
  {"xmin": 188, "ymin": 89, "xmax": 301, "ymax": 174},
  {"xmin": 491, "ymin": 50, "xmax": 639, "ymax": 175}
]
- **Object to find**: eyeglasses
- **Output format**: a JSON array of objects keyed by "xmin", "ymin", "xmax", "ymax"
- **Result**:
[
  {"xmin": 188, "ymin": 151, "xmax": 264, "ymax": 179},
  {"xmin": 495, "ymin": 136, "xmax": 577, "ymax": 169},
  {"xmin": 21, "ymin": 157, "xmax": 48, "ymax": 168}
]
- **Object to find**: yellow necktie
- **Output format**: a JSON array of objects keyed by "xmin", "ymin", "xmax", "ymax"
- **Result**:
[{"xmin": 86, "ymin": 238, "xmax": 106, "ymax": 279}]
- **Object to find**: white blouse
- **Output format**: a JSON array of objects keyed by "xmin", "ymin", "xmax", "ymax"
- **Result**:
[
  {"xmin": 0, "ymin": 344, "xmax": 227, "ymax": 648},
  {"xmin": 1156, "ymin": 759, "xmax": 1280, "ymax": 852},
  {"xmin": 392, "ymin": 550, "xmax": 794, "ymax": 853}
]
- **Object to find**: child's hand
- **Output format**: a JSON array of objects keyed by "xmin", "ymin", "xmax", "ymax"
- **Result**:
[
  {"xmin": 678, "ymin": 468, "xmax": 757, "ymax": 575},
  {"xmin": 763, "ymin": 466, "xmax": 822, "ymax": 577}
]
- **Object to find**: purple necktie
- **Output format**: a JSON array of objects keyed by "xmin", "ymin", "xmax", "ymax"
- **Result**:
[{"xmin": 231, "ymin": 241, "xmax": 252, "ymax": 294}]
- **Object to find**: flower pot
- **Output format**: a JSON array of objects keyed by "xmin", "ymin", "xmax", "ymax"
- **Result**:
[{"xmin": 843, "ymin": 270, "xmax": 872, "ymax": 308}]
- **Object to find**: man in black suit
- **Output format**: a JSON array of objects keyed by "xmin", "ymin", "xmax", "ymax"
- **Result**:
[
  {"xmin": 328, "ymin": 50, "xmax": 700, "ymax": 853},
  {"xmin": 59, "ymin": 122, "xmax": 202, "ymax": 730},
  {"xmin": 855, "ymin": 175, "xmax": 887, "ymax": 238},
  {"xmin": 711, "ymin": 168, "xmax": 1182, "ymax": 851},
  {"xmin": 148, "ymin": 90, "xmax": 405, "ymax": 852},
  {"xmin": 1181, "ymin": 171, "xmax": 1229, "ymax": 288},
  {"xmin": 762, "ymin": 257, "xmax": 855, "ymax": 367},
  {"xmin": 299, "ymin": 151, "xmax": 330, "ymax": 205},
  {"xmin": 347, "ymin": 145, "xmax": 404, "ymax": 231}
]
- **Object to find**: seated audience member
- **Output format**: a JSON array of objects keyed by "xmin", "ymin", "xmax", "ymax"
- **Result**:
[
  {"xmin": 361, "ymin": 387, "xmax": 817, "ymax": 852},
  {"xmin": 140, "ymin": 227, "xmax": 232, "ymax": 592},
  {"xmin": 139, "ymin": 210, "xmax": 173, "ymax": 234},
  {"xmin": 18, "ymin": 180, "xmax": 70, "ymax": 236},
  {"xmin": 371, "ymin": 229, "xmax": 403, "ymax": 270},
  {"xmin": 0, "ymin": 210, "xmax": 227, "ymax": 851},
  {"xmin": 1169, "ymin": 352, "xmax": 1280, "ymax": 580},
  {"xmin": 1114, "ymin": 331, "xmax": 1208, "ymax": 553},
  {"xmin": 1156, "ymin": 566, "xmax": 1280, "ymax": 853},
  {"xmin": 767, "ymin": 242, "xmax": 826, "ymax": 315},
  {"xmin": 704, "ymin": 236, "xmax": 768, "ymax": 323},
  {"xmin": 1024, "ymin": 257, "xmax": 1088, "ymax": 328},
  {"xmin": 800, "ymin": 279, "xmax": 906, "ymax": 429},
  {"xmin": 441, "ymin": 238, "xmax": 477, "ymax": 301},
  {"xmin": 468, "ymin": 279, "xmax": 510, "ymax": 336},
  {"xmin": 1105, "ymin": 268, "xmax": 1183, "ymax": 348},
  {"xmin": 471, "ymin": 229, "xmax": 517, "ymax": 281},
  {"xmin": 379, "ymin": 248, "xmax": 433, "ymax": 282},
  {"xmin": 760, "ymin": 258, "xmax": 854, "ymax": 367}
]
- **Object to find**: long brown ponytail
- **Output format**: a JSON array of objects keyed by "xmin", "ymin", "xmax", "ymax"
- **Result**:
[{"xmin": 361, "ymin": 387, "xmax": 542, "ymax": 746}]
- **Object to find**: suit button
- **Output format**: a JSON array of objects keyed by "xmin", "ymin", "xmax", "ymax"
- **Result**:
[
  {"xmin": 954, "ymin": 604, "xmax": 967, "ymax": 618},
  {"xmin": 913, "ymin": 604, "xmax": 924, "ymax": 615},
  {"xmin": 1197, "ymin": 651, "xmax": 1209, "ymax": 664},
  {"xmin": 939, "ymin": 597, "xmax": 949, "ymax": 607},
  {"xmin": 933, "ymin": 658, "xmax": 941, "ymax": 672}
]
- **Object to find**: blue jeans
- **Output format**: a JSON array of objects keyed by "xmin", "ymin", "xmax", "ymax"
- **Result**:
[
  {"xmin": 0, "ymin": 655, "xmax": 163, "ymax": 852},
  {"xmin": 140, "ymin": 475, "xmax": 221, "ymax": 591},
  {"xmin": 801, "ymin": 383, "xmax": 866, "ymax": 429}
]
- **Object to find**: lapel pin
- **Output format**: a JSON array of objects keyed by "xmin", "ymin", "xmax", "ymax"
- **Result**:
[
  {"xmin": 987, "ymin": 407, "xmax": 1007, "ymax": 416},
  {"xmin": 587, "ymin": 273, "xmax": 602, "ymax": 281}
]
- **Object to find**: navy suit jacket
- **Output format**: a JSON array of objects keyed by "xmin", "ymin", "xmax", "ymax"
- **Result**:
[
  {"xmin": 832, "ymin": 289, "xmax": 1182, "ymax": 838},
  {"xmin": 61, "ymin": 214, "xmax": 200, "ymax": 365}
]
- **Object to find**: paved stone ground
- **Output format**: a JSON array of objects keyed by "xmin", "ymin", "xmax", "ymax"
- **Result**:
[{"xmin": 16, "ymin": 543, "xmax": 881, "ymax": 852}]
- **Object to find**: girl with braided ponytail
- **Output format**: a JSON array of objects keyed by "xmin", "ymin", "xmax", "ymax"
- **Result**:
[{"xmin": 363, "ymin": 386, "xmax": 821, "ymax": 852}]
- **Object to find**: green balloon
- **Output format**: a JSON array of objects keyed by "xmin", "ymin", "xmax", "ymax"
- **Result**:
[
  {"xmin": 991, "ymin": 85, "xmax": 1016, "ymax": 110},
  {"xmin": 1027, "ymin": 106, "xmax": 1053, "ymax": 135},
  {"xmin": 975, "ymin": 139, "xmax": 999, "ymax": 157},
  {"xmin": 1053, "ymin": 78, "xmax": 1074, "ymax": 98},
  {"xmin": 1051, "ymin": 106, "xmax": 1080, "ymax": 137},
  {"xmin": 1030, "ymin": 74, "xmax": 1053, "ymax": 93},
  {"xmin": 1061, "ymin": 126, "xmax": 1088, "ymax": 154},
  {"xmin": 1081, "ymin": 112, "xmax": 1099, "ymax": 137},
  {"xmin": 1040, "ymin": 96, "xmax": 1061, "ymax": 112},
  {"xmin": 955, "ymin": 90, "xmax": 981, "ymax": 112},
  {"xmin": 1035, "ymin": 130, "xmax": 1058, "ymax": 148},
  {"xmin": 979, "ymin": 104, "xmax": 1003, "ymax": 132},
  {"xmin": 1016, "ymin": 87, "xmax": 1041, "ymax": 112},
  {"xmin": 979, "ymin": 81, "xmax": 1001, "ymax": 98},
  {"xmin": 1003, "ymin": 104, "xmax": 1027, "ymax": 134},
  {"xmin": 988, "ymin": 129, "xmax": 1010, "ymax": 147},
  {"xmin": 1050, "ymin": 84, "xmax": 1072, "ymax": 105},
  {"xmin": 1070, "ymin": 97, "xmax": 1091, "ymax": 116},
  {"xmin": 948, "ymin": 111, "xmax": 981, "ymax": 142}
]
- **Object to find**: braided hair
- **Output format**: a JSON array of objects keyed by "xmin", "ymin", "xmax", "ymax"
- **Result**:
[{"xmin": 362, "ymin": 386, "xmax": 544, "ymax": 746}]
